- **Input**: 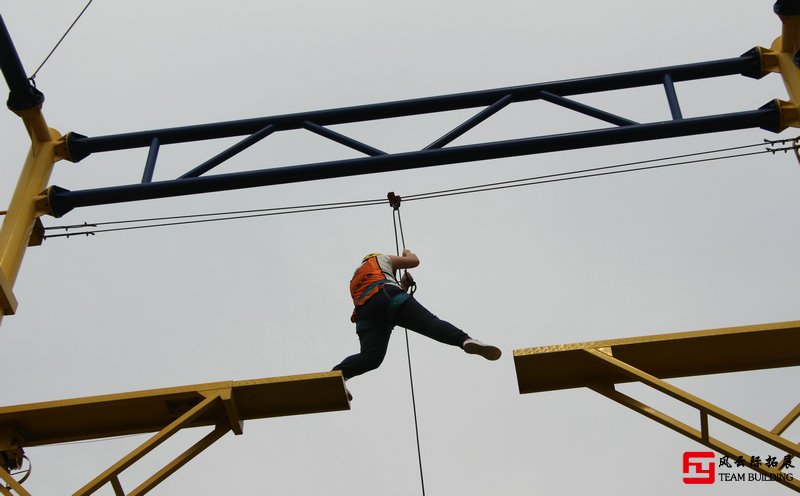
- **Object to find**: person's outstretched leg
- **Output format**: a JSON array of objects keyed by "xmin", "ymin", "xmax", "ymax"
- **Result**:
[
  {"xmin": 392, "ymin": 290, "xmax": 501, "ymax": 360},
  {"xmin": 394, "ymin": 296, "xmax": 467, "ymax": 345}
]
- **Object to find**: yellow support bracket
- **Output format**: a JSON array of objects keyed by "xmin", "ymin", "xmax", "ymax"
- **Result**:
[
  {"xmin": 0, "ymin": 466, "xmax": 31, "ymax": 496},
  {"xmin": 211, "ymin": 388, "xmax": 244, "ymax": 435},
  {"xmin": 0, "ymin": 103, "xmax": 65, "ymax": 326},
  {"xmin": 0, "ymin": 371, "xmax": 349, "ymax": 495},
  {"xmin": 758, "ymin": 6, "xmax": 800, "ymax": 129},
  {"xmin": 774, "ymin": 402, "xmax": 800, "ymax": 435},
  {"xmin": 514, "ymin": 320, "xmax": 800, "ymax": 492},
  {"xmin": 0, "ymin": 269, "xmax": 17, "ymax": 316},
  {"xmin": 74, "ymin": 393, "xmax": 224, "ymax": 496},
  {"xmin": 588, "ymin": 381, "xmax": 800, "ymax": 492},
  {"xmin": 125, "ymin": 424, "xmax": 230, "ymax": 496},
  {"xmin": 585, "ymin": 347, "xmax": 799, "ymax": 452}
]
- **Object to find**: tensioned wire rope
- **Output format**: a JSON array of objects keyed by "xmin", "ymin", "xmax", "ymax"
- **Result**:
[
  {"xmin": 28, "ymin": 0, "xmax": 96, "ymax": 83},
  {"xmin": 43, "ymin": 139, "xmax": 796, "ymax": 239}
]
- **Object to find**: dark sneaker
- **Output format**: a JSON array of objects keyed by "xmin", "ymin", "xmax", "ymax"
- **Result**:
[{"xmin": 463, "ymin": 339, "xmax": 502, "ymax": 361}]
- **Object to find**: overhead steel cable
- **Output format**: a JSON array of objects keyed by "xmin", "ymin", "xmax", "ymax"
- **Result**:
[
  {"xmin": 42, "ymin": 140, "xmax": 793, "ymax": 239},
  {"xmin": 402, "ymin": 141, "xmax": 774, "ymax": 202},
  {"xmin": 45, "ymin": 197, "xmax": 385, "ymax": 230},
  {"xmin": 29, "ymin": 0, "xmax": 96, "ymax": 82},
  {"xmin": 404, "ymin": 148, "xmax": 778, "ymax": 203},
  {"xmin": 43, "ymin": 198, "xmax": 386, "ymax": 238}
]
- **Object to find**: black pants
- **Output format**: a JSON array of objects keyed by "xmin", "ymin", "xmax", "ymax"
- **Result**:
[{"xmin": 333, "ymin": 285, "xmax": 470, "ymax": 379}]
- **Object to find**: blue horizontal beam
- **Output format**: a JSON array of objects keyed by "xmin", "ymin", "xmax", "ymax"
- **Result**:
[
  {"xmin": 65, "ymin": 53, "xmax": 762, "ymax": 161},
  {"xmin": 48, "ymin": 103, "xmax": 779, "ymax": 217}
]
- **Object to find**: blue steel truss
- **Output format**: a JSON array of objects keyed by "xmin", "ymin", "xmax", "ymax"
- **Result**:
[{"xmin": 0, "ymin": 18, "xmax": 782, "ymax": 218}]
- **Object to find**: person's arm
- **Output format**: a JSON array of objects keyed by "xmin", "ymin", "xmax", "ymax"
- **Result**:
[{"xmin": 388, "ymin": 249, "xmax": 420, "ymax": 270}]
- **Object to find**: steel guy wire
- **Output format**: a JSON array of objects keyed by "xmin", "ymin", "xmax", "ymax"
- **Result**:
[
  {"xmin": 42, "ymin": 140, "xmax": 791, "ymax": 239},
  {"xmin": 29, "ymin": 0, "xmax": 96, "ymax": 83}
]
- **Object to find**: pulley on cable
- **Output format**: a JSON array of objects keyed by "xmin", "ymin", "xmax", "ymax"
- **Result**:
[{"xmin": 388, "ymin": 192, "xmax": 416, "ymax": 295}]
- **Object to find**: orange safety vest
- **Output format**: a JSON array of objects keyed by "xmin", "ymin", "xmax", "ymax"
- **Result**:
[{"xmin": 349, "ymin": 254, "xmax": 396, "ymax": 308}]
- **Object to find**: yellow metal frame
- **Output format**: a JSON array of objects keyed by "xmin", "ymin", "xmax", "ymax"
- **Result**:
[
  {"xmin": 75, "ymin": 394, "xmax": 228, "ymax": 496},
  {"xmin": 0, "ymin": 469, "xmax": 29, "ymax": 496},
  {"xmin": 587, "ymin": 351, "xmax": 800, "ymax": 493},
  {"xmin": 0, "ymin": 372, "xmax": 349, "ymax": 495},
  {"xmin": 2, "ymin": 3, "xmax": 800, "ymax": 495},
  {"xmin": 0, "ymin": 105, "xmax": 63, "ymax": 325},
  {"xmin": 514, "ymin": 321, "xmax": 800, "ymax": 493},
  {"xmin": 760, "ymin": 8, "xmax": 800, "ymax": 129}
]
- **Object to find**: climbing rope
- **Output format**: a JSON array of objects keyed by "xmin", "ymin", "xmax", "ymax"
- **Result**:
[{"xmin": 389, "ymin": 191, "xmax": 425, "ymax": 496}]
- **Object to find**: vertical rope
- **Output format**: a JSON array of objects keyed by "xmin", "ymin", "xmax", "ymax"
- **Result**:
[{"xmin": 392, "ymin": 204, "xmax": 426, "ymax": 496}]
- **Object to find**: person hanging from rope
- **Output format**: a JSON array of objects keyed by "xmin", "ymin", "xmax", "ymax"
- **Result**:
[{"xmin": 332, "ymin": 249, "xmax": 501, "ymax": 395}]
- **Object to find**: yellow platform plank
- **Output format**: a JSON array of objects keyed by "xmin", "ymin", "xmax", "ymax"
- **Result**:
[
  {"xmin": 514, "ymin": 321, "xmax": 800, "ymax": 394},
  {"xmin": 0, "ymin": 372, "xmax": 349, "ymax": 447}
]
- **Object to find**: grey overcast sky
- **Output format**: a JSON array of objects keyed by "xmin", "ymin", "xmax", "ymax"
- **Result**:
[{"xmin": 1, "ymin": 1, "xmax": 799, "ymax": 495}]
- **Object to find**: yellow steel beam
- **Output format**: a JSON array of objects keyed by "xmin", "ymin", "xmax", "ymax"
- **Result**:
[
  {"xmin": 590, "ymin": 384, "xmax": 800, "ymax": 493},
  {"xmin": 0, "ymin": 466, "xmax": 30, "ymax": 496},
  {"xmin": 585, "ymin": 348, "xmax": 799, "ymax": 457},
  {"xmin": 0, "ymin": 371, "xmax": 348, "ymax": 447},
  {"xmin": 0, "ymin": 372, "xmax": 347, "ymax": 495},
  {"xmin": 513, "ymin": 321, "xmax": 800, "ymax": 492},
  {"xmin": 514, "ymin": 320, "xmax": 800, "ymax": 394},
  {"xmin": 759, "ymin": 7, "xmax": 800, "ymax": 129},
  {"xmin": 0, "ymin": 105, "xmax": 64, "ymax": 326},
  {"xmin": 30, "ymin": 371, "xmax": 349, "ymax": 496},
  {"xmin": 773, "ymin": 402, "xmax": 800, "ymax": 435},
  {"xmin": 127, "ymin": 424, "xmax": 229, "ymax": 496},
  {"xmin": 75, "ymin": 393, "xmax": 222, "ymax": 495}
]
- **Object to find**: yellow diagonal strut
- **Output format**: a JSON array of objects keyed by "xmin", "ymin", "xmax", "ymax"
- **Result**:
[
  {"xmin": 0, "ymin": 466, "xmax": 31, "ymax": 496},
  {"xmin": 75, "ymin": 393, "xmax": 225, "ymax": 496},
  {"xmin": 0, "ymin": 372, "xmax": 349, "ymax": 495},
  {"xmin": 586, "ymin": 349, "xmax": 800, "ymax": 493},
  {"xmin": 513, "ymin": 320, "xmax": 800, "ymax": 492}
]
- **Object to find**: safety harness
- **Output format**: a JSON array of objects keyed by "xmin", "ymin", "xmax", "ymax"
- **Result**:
[{"xmin": 349, "ymin": 254, "xmax": 411, "ymax": 331}]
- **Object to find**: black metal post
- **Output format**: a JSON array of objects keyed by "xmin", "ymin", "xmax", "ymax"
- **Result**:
[{"xmin": 0, "ymin": 15, "xmax": 43, "ymax": 111}]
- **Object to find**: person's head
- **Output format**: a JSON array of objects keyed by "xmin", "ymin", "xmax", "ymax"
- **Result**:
[{"xmin": 361, "ymin": 253, "xmax": 381, "ymax": 263}]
